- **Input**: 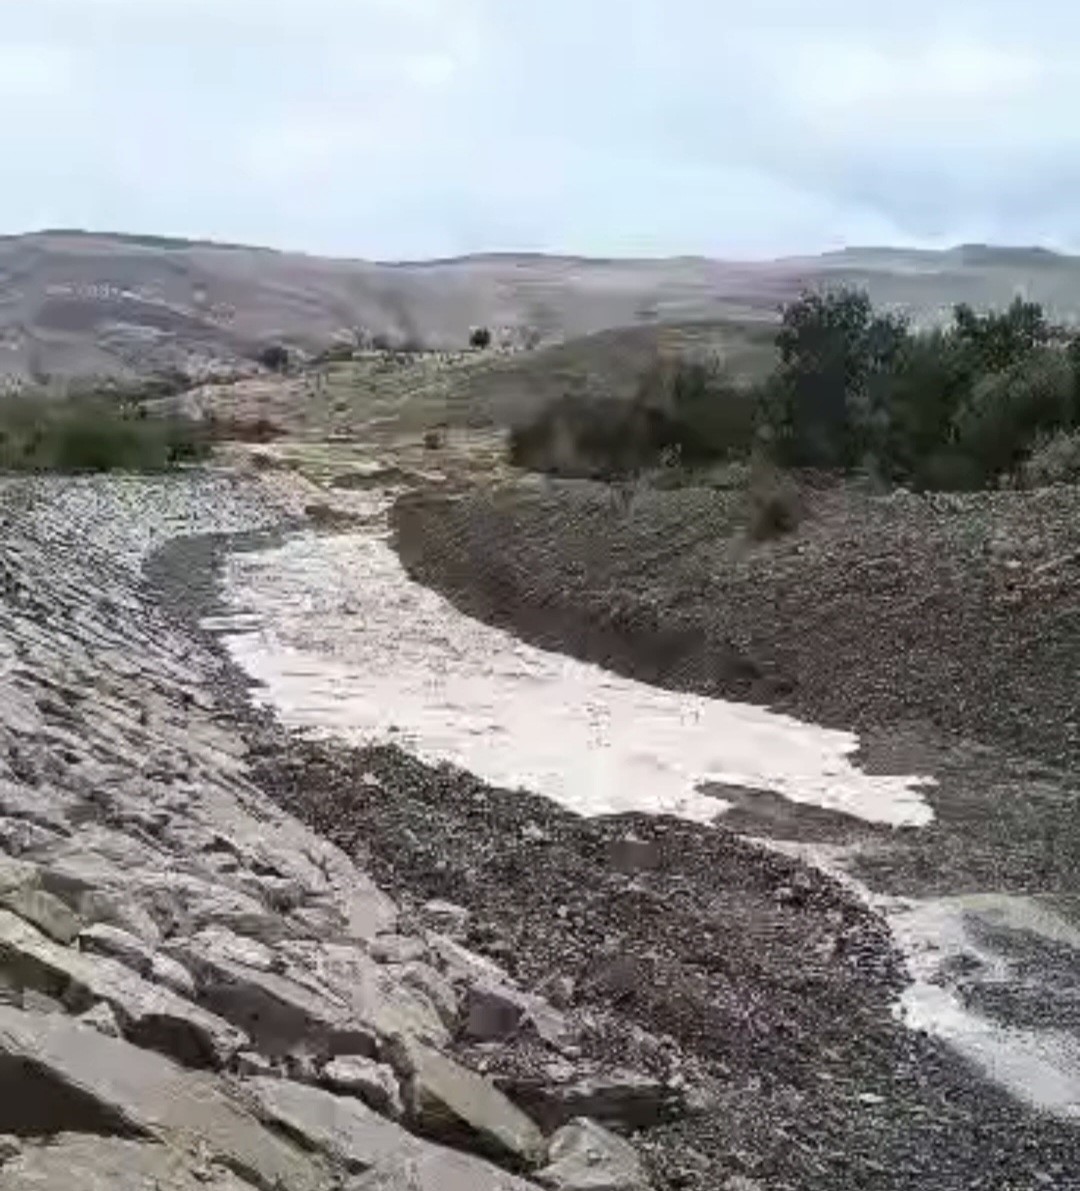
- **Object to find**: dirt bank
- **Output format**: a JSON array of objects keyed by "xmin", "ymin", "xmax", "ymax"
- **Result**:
[{"xmin": 392, "ymin": 480, "xmax": 1080, "ymax": 769}]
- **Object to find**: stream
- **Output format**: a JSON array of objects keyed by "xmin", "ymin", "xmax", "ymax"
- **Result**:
[{"xmin": 208, "ymin": 486, "xmax": 1080, "ymax": 1123}]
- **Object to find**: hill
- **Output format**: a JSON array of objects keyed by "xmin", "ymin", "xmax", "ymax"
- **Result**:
[{"xmin": 3, "ymin": 231, "xmax": 1080, "ymax": 381}]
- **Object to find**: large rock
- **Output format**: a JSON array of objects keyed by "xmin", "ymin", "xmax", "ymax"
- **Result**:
[
  {"xmin": 245, "ymin": 1078, "xmax": 537, "ymax": 1191},
  {"xmin": 0, "ymin": 911, "xmax": 245, "ymax": 1069},
  {"xmin": 0, "ymin": 1007, "xmax": 324, "ymax": 1191},
  {"xmin": 536, "ymin": 1119, "xmax": 651, "ymax": 1191},
  {"xmin": 396, "ymin": 1040, "xmax": 546, "ymax": 1169},
  {"xmin": 323, "ymin": 1055, "xmax": 404, "ymax": 1119},
  {"xmin": 166, "ymin": 931, "xmax": 378, "ymax": 1060},
  {"xmin": 0, "ymin": 1133, "xmax": 257, "ymax": 1189},
  {"xmin": 509, "ymin": 1070, "xmax": 681, "ymax": 1134},
  {"xmin": 78, "ymin": 924, "xmax": 155, "ymax": 977}
]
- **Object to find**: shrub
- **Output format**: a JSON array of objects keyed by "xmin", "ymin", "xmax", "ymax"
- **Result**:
[
  {"xmin": 951, "ymin": 349, "xmax": 1076, "ymax": 484},
  {"xmin": 1020, "ymin": 429, "xmax": 1080, "ymax": 487},
  {"xmin": 259, "ymin": 344, "xmax": 290, "ymax": 373},
  {"xmin": 0, "ymin": 396, "xmax": 210, "ymax": 473},
  {"xmin": 470, "ymin": 327, "xmax": 492, "ymax": 350}
]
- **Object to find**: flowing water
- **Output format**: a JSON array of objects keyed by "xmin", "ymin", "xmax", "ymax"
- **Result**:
[{"xmin": 210, "ymin": 487, "xmax": 1080, "ymax": 1120}]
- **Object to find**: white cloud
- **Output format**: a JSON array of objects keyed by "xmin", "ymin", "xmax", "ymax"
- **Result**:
[{"xmin": 0, "ymin": 44, "xmax": 72, "ymax": 97}]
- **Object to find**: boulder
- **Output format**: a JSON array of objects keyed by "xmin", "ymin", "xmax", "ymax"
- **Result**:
[
  {"xmin": 78, "ymin": 924, "xmax": 154, "ymax": 977},
  {"xmin": 0, "ymin": 1007, "xmax": 323, "ymax": 1191},
  {"xmin": 1, "ymin": 886, "xmax": 80, "ymax": 945},
  {"xmin": 427, "ymin": 934, "xmax": 514, "ymax": 989},
  {"xmin": 0, "ymin": 1134, "xmax": 258, "ymax": 1190},
  {"xmin": 368, "ymin": 935, "xmax": 429, "ymax": 966},
  {"xmin": 463, "ymin": 981, "xmax": 527, "ymax": 1041},
  {"xmin": 396, "ymin": 1040, "xmax": 546, "ymax": 1169},
  {"xmin": 150, "ymin": 954, "xmax": 197, "ymax": 999},
  {"xmin": 76, "ymin": 1002, "xmax": 123, "ymax": 1039},
  {"xmin": 508, "ymin": 1070, "xmax": 681, "ymax": 1134},
  {"xmin": 165, "ymin": 934, "xmax": 378, "ymax": 1061},
  {"xmin": 323, "ymin": 1055, "xmax": 404, "ymax": 1120},
  {"xmin": 245, "ymin": 1078, "xmax": 537, "ymax": 1191},
  {"xmin": 393, "ymin": 961, "xmax": 458, "ymax": 1027},
  {"xmin": 536, "ymin": 1119, "xmax": 651, "ymax": 1190},
  {"xmin": 0, "ymin": 911, "xmax": 245, "ymax": 1069}
]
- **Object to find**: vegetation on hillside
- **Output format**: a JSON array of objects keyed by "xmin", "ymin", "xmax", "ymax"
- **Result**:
[
  {"xmin": 0, "ymin": 392, "xmax": 210, "ymax": 473},
  {"xmin": 509, "ymin": 289, "xmax": 1080, "ymax": 496}
]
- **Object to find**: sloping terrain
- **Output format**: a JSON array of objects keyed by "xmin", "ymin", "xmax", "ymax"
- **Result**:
[{"xmin": 3, "ymin": 231, "xmax": 1080, "ymax": 382}]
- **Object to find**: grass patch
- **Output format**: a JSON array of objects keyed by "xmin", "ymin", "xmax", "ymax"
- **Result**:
[{"xmin": 0, "ymin": 395, "xmax": 210, "ymax": 473}]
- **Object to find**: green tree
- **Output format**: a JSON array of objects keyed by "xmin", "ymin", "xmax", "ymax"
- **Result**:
[
  {"xmin": 772, "ymin": 287, "xmax": 908, "ymax": 468},
  {"xmin": 952, "ymin": 296, "xmax": 1050, "ymax": 372}
]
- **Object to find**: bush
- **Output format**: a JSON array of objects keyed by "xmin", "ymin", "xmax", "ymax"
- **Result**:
[
  {"xmin": 0, "ymin": 396, "xmax": 210, "ymax": 473},
  {"xmin": 951, "ymin": 349, "xmax": 1076, "ymax": 484},
  {"xmin": 259, "ymin": 344, "xmax": 290, "ymax": 373},
  {"xmin": 470, "ymin": 327, "xmax": 492, "ymax": 350},
  {"xmin": 1020, "ymin": 429, "xmax": 1080, "ymax": 487}
]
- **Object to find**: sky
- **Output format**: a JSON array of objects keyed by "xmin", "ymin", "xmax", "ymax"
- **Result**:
[{"xmin": 1, "ymin": 0, "xmax": 1077, "ymax": 260}]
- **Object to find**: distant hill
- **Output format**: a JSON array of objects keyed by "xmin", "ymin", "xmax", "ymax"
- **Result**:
[{"xmin": 0, "ymin": 231, "xmax": 1079, "ymax": 381}]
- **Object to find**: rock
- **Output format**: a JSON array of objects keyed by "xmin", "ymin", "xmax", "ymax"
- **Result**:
[
  {"xmin": 185, "ymin": 926, "xmax": 275, "ymax": 972},
  {"xmin": 236, "ymin": 1051, "xmax": 277, "ymax": 1078},
  {"xmin": 0, "ymin": 1134, "xmax": 257, "ymax": 1189},
  {"xmin": 463, "ymin": 981, "xmax": 528, "ymax": 1041},
  {"xmin": 510, "ymin": 1070, "xmax": 681, "ymax": 1134},
  {"xmin": 420, "ymin": 901, "xmax": 470, "ymax": 937},
  {"xmin": 0, "ymin": 886, "xmax": 81, "ymax": 945},
  {"xmin": 247, "ymin": 1077, "xmax": 535, "ymax": 1191},
  {"xmin": 166, "ymin": 934, "xmax": 378, "ymax": 1061},
  {"xmin": 76, "ymin": 1002, "xmax": 123, "ymax": 1039},
  {"xmin": 245, "ymin": 1076, "xmax": 415, "ymax": 1171},
  {"xmin": 0, "ymin": 1136, "xmax": 18, "ymax": 1165},
  {"xmin": 369, "ymin": 935, "xmax": 429, "ymax": 966},
  {"xmin": 428, "ymin": 934, "xmax": 514, "ymax": 989},
  {"xmin": 77, "ymin": 890, "xmax": 163, "ymax": 947},
  {"xmin": 349, "ymin": 1149, "xmax": 539, "ymax": 1190},
  {"xmin": 537, "ymin": 1118, "xmax": 651, "ymax": 1190},
  {"xmin": 150, "ymin": 954, "xmax": 197, "ymax": 999},
  {"xmin": 78, "ymin": 924, "xmax": 154, "ymax": 977},
  {"xmin": 322, "ymin": 1055, "xmax": 404, "ymax": 1119},
  {"xmin": 535, "ymin": 975, "xmax": 575, "ymax": 1012},
  {"xmin": 0, "ymin": 911, "xmax": 246, "ymax": 1069},
  {"xmin": 396, "ymin": 1040, "xmax": 546, "ymax": 1169},
  {"xmin": 305, "ymin": 942, "xmax": 450, "ymax": 1052},
  {"xmin": 21, "ymin": 989, "xmax": 65, "ymax": 1015},
  {"xmin": 393, "ymin": 961, "xmax": 458, "ymax": 1027},
  {"xmin": 0, "ymin": 1007, "xmax": 323, "ymax": 1191}
]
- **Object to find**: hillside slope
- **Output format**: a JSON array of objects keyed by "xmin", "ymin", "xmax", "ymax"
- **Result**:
[{"xmin": 2, "ymin": 232, "xmax": 1080, "ymax": 381}]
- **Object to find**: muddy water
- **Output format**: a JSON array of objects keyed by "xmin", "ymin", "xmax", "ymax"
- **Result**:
[{"xmin": 211, "ymin": 491, "xmax": 1080, "ymax": 1121}]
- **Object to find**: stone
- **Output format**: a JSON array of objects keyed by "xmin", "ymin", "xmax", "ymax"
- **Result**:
[
  {"xmin": 348, "ymin": 1149, "xmax": 539, "ymax": 1190},
  {"xmin": 236, "ymin": 1051, "xmax": 277, "ymax": 1078},
  {"xmin": 396, "ymin": 1040, "xmax": 546, "ymax": 1169},
  {"xmin": 0, "ymin": 1136, "xmax": 19, "ymax": 1165},
  {"xmin": 150, "ymin": 954, "xmax": 197, "ymax": 999},
  {"xmin": 420, "ymin": 901, "xmax": 470, "ymax": 937},
  {"xmin": 463, "ymin": 981, "xmax": 528, "ymax": 1041},
  {"xmin": 76, "ymin": 1002, "xmax": 123, "ymax": 1039},
  {"xmin": 78, "ymin": 924, "xmax": 154, "ymax": 977},
  {"xmin": 536, "ymin": 1119, "xmax": 651, "ymax": 1190},
  {"xmin": 428, "ymin": 934, "xmax": 513, "ymax": 989},
  {"xmin": 393, "ymin": 961, "xmax": 458, "ymax": 1027},
  {"xmin": 511, "ymin": 1070, "xmax": 681, "ymax": 1134},
  {"xmin": 0, "ymin": 911, "xmax": 246, "ymax": 1069},
  {"xmin": 0, "ymin": 1134, "xmax": 257, "ymax": 1189},
  {"xmin": 246, "ymin": 1078, "xmax": 535, "ymax": 1191},
  {"xmin": 306, "ymin": 942, "xmax": 450, "ymax": 1052},
  {"xmin": 0, "ymin": 886, "xmax": 80, "ymax": 945},
  {"xmin": 323, "ymin": 1055, "xmax": 404, "ymax": 1120},
  {"xmin": 368, "ymin": 935, "xmax": 429, "ymax": 966},
  {"xmin": 20, "ymin": 989, "xmax": 65, "ymax": 1015},
  {"xmin": 246, "ymin": 1076, "xmax": 416, "ymax": 1171},
  {"xmin": 166, "ymin": 934, "xmax": 377, "ymax": 1061},
  {"xmin": 0, "ymin": 1008, "xmax": 324, "ymax": 1191},
  {"xmin": 77, "ymin": 891, "xmax": 162, "ymax": 947}
]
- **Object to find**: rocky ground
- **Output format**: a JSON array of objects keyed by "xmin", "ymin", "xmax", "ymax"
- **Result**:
[
  {"xmin": 0, "ymin": 471, "xmax": 659, "ymax": 1191},
  {"xmin": 2, "ymin": 464, "xmax": 1078, "ymax": 1191}
]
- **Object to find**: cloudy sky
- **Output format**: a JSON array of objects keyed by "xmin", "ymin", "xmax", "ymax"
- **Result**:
[{"xmin": 1, "ymin": 0, "xmax": 1074, "ymax": 259}]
